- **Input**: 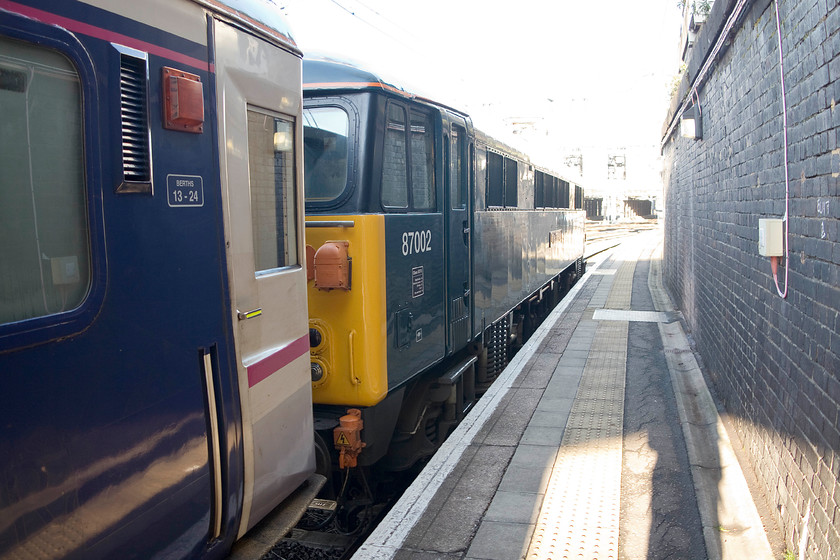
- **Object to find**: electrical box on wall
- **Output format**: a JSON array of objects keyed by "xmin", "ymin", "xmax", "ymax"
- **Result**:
[{"xmin": 758, "ymin": 218, "xmax": 784, "ymax": 256}]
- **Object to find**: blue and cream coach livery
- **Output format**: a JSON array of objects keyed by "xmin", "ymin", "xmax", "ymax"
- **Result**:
[{"xmin": 0, "ymin": 1, "xmax": 318, "ymax": 558}]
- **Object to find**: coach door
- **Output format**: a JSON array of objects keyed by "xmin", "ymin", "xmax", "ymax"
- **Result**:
[
  {"xmin": 444, "ymin": 117, "xmax": 472, "ymax": 352},
  {"xmin": 214, "ymin": 20, "xmax": 314, "ymax": 536}
]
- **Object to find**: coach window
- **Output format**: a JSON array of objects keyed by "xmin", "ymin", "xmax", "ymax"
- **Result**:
[
  {"xmin": 382, "ymin": 103, "xmax": 408, "ymax": 208},
  {"xmin": 247, "ymin": 108, "xmax": 298, "ymax": 272},
  {"xmin": 303, "ymin": 106, "xmax": 349, "ymax": 203},
  {"xmin": 0, "ymin": 37, "xmax": 90, "ymax": 325}
]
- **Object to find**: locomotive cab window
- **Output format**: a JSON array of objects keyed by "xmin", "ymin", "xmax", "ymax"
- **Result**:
[
  {"xmin": 247, "ymin": 108, "xmax": 298, "ymax": 273},
  {"xmin": 303, "ymin": 106, "xmax": 349, "ymax": 203},
  {"xmin": 0, "ymin": 37, "xmax": 90, "ymax": 325},
  {"xmin": 381, "ymin": 101, "xmax": 435, "ymax": 211},
  {"xmin": 410, "ymin": 110, "xmax": 435, "ymax": 210},
  {"xmin": 382, "ymin": 103, "xmax": 408, "ymax": 208}
]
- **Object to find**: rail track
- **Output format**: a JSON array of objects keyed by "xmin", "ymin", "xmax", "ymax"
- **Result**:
[{"xmin": 585, "ymin": 220, "xmax": 660, "ymax": 259}]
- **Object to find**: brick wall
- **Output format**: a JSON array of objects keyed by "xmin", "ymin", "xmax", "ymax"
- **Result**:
[{"xmin": 661, "ymin": 0, "xmax": 840, "ymax": 557}]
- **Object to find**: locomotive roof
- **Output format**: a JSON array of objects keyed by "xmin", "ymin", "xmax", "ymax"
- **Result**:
[
  {"xmin": 303, "ymin": 58, "xmax": 471, "ymax": 120},
  {"xmin": 302, "ymin": 59, "xmax": 574, "ymax": 184},
  {"xmin": 303, "ymin": 58, "xmax": 413, "ymax": 96}
]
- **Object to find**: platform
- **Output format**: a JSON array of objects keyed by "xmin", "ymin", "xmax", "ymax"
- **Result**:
[{"xmin": 355, "ymin": 227, "xmax": 777, "ymax": 560}]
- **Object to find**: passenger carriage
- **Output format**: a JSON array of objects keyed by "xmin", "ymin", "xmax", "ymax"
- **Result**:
[{"xmin": 0, "ymin": 1, "xmax": 317, "ymax": 557}]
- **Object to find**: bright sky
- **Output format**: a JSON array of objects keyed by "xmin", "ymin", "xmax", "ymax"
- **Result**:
[{"xmin": 278, "ymin": 0, "xmax": 684, "ymax": 173}]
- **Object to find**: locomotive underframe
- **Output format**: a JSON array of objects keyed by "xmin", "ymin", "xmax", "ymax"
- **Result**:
[{"xmin": 313, "ymin": 258, "xmax": 582, "ymax": 490}]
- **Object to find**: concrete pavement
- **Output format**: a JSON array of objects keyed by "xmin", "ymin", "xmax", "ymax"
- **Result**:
[{"xmin": 355, "ymin": 228, "xmax": 778, "ymax": 560}]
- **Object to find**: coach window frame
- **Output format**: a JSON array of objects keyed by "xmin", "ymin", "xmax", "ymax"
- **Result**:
[
  {"xmin": 381, "ymin": 99, "xmax": 436, "ymax": 213},
  {"xmin": 0, "ymin": 15, "xmax": 105, "ymax": 351},
  {"xmin": 302, "ymin": 96, "xmax": 358, "ymax": 211},
  {"xmin": 246, "ymin": 106, "xmax": 299, "ymax": 274}
]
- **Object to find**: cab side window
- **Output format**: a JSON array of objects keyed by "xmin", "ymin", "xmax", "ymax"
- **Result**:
[
  {"xmin": 409, "ymin": 110, "xmax": 435, "ymax": 210},
  {"xmin": 382, "ymin": 103, "xmax": 408, "ymax": 208},
  {"xmin": 382, "ymin": 101, "xmax": 436, "ymax": 211},
  {"xmin": 0, "ymin": 37, "xmax": 90, "ymax": 324},
  {"xmin": 450, "ymin": 125, "xmax": 466, "ymax": 209},
  {"xmin": 303, "ymin": 106, "xmax": 349, "ymax": 203}
]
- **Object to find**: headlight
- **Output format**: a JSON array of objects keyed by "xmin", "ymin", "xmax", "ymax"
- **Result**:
[{"xmin": 310, "ymin": 361, "xmax": 324, "ymax": 382}]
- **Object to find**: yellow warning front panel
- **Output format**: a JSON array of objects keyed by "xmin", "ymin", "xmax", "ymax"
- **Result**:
[{"xmin": 306, "ymin": 215, "xmax": 388, "ymax": 407}]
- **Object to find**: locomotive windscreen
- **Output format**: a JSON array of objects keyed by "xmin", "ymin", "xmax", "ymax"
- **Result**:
[{"xmin": 303, "ymin": 106, "xmax": 349, "ymax": 202}]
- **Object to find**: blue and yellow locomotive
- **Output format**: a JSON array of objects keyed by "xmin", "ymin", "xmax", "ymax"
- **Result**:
[{"xmin": 301, "ymin": 59, "xmax": 586, "ymax": 476}]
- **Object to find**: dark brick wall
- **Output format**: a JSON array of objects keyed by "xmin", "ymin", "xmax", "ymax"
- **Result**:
[{"xmin": 661, "ymin": 0, "xmax": 840, "ymax": 557}]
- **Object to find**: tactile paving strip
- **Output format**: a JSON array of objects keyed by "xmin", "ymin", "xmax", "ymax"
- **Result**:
[
  {"xmin": 527, "ymin": 314, "xmax": 629, "ymax": 560},
  {"xmin": 592, "ymin": 309, "xmax": 668, "ymax": 323},
  {"xmin": 604, "ymin": 260, "xmax": 635, "ymax": 310}
]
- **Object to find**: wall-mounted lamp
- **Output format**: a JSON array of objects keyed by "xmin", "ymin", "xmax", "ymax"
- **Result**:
[{"xmin": 681, "ymin": 102, "xmax": 702, "ymax": 140}]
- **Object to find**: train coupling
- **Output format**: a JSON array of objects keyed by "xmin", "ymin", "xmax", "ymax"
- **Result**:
[{"xmin": 333, "ymin": 408, "xmax": 365, "ymax": 468}]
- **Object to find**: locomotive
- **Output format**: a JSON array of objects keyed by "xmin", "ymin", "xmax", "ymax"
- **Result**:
[
  {"xmin": 0, "ymin": 1, "xmax": 318, "ymax": 558},
  {"xmin": 302, "ymin": 59, "xmax": 586, "ymax": 480}
]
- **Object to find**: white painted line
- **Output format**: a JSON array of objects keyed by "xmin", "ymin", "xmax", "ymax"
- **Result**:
[{"xmin": 592, "ymin": 309, "xmax": 668, "ymax": 323}]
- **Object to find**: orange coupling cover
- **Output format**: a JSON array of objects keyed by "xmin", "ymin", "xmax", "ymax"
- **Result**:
[
  {"xmin": 333, "ymin": 408, "xmax": 365, "ymax": 469},
  {"xmin": 314, "ymin": 241, "xmax": 350, "ymax": 290}
]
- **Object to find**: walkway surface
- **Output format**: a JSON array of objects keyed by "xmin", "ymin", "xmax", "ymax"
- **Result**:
[{"xmin": 354, "ymin": 228, "xmax": 779, "ymax": 560}]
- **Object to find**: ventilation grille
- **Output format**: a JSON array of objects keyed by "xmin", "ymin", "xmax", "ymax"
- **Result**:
[{"xmin": 120, "ymin": 54, "xmax": 150, "ymax": 182}]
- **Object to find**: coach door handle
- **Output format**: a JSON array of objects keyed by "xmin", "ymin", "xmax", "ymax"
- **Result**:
[{"xmin": 237, "ymin": 308, "xmax": 262, "ymax": 320}]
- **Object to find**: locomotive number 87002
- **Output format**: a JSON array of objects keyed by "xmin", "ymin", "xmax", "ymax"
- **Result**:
[{"xmin": 401, "ymin": 230, "xmax": 433, "ymax": 255}]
